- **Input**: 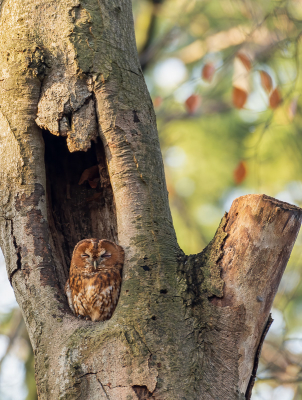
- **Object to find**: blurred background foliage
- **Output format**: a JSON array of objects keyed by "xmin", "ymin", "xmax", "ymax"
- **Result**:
[{"xmin": 1, "ymin": 0, "xmax": 302, "ymax": 398}]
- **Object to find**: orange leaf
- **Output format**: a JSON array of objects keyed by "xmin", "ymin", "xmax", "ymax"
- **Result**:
[
  {"xmin": 233, "ymin": 87, "xmax": 247, "ymax": 109},
  {"xmin": 185, "ymin": 94, "xmax": 201, "ymax": 114},
  {"xmin": 269, "ymin": 88, "xmax": 282, "ymax": 109},
  {"xmin": 88, "ymin": 178, "xmax": 100, "ymax": 189},
  {"xmin": 234, "ymin": 161, "xmax": 247, "ymax": 184},
  {"xmin": 153, "ymin": 96, "xmax": 162, "ymax": 108},
  {"xmin": 79, "ymin": 165, "xmax": 100, "ymax": 185},
  {"xmin": 202, "ymin": 63, "xmax": 215, "ymax": 82},
  {"xmin": 260, "ymin": 71, "xmax": 273, "ymax": 93},
  {"xmin": 237, "ymin": 53, "xmax": 251, "ymax": 71}
]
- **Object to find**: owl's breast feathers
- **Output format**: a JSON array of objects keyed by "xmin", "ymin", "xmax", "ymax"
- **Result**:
[
  {"xmin": 65, "ymin": 239, "xmax": 124, "ymax": 322},
  {"xmin": 67, "ymin": 267, "xmax": 122, "ymax": 321}
]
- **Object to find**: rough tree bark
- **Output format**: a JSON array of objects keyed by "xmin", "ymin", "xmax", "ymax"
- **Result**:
[{"xmin": 0, "ymin": 1, "xmax": 301, "ymax": 399}]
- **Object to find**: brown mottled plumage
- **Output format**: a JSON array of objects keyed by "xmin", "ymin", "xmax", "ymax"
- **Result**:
[{"xmin": 65, "ymin": 239, "xmax": 124, "ymax": 322}]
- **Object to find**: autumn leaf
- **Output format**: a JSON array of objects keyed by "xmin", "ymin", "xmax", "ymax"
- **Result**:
[
  {"xmin": 233, "ymin": 87, "xmax": 248, "ymax": 109},
  {"xmin": 79, "ymin": 165, "xmax": 100, "ymax": 186},
  {"xmin": 185, "ymin": 94, "xmax": 201, "ymax": 114},
  {"xmin": 202, "ymin": 63, "xmax": 215, "ymax": 82},
  {"xmin": 260, "ymin": 71, "xmax": 273, "ymax": 93},
  {"xmin": 237, "ymin": 53, "xmax": 251, "ymax": 71},
  {"xmin": 153, "ymin": 96, "xmax": 162, "ymax": 108},
  {"xmin": 88, "ymin": 178, "xmax": 100, "ymax": 189},
  {"xmin": 234, "ymin": 161, "xmax": 247, "ymax": 184},
  {"xmin": 269, "ymin": 88, "xmax": 282, "ymax": 109}
]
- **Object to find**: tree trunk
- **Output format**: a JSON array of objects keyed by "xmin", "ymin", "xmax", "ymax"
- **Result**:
[{"xmin": 0, "ymin": 1, "xmax": 301, "ymax": 399}]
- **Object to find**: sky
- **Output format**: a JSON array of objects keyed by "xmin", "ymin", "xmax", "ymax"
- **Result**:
[{"xmin": 0, "ymin": 251, "xmax": 27, "ymax": 400}]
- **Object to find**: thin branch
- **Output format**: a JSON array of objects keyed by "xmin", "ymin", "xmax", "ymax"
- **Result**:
[{"xmin": 139, "ymin": 0, "xmax": 164, "ymax": 71}]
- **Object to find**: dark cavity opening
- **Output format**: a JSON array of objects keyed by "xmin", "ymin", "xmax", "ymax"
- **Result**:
[
  {"xmin": 132, "ymin": 385, "xmax": 154, "ymax": 399},
  {"xmin": 43, "ymin": 131, "xmax": 117, "ymax": 288}
]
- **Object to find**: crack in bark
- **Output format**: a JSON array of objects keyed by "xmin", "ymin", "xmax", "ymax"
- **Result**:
[
  {"xmin": 121, "ymin": 67, "xmax": 142, "ymax": 77},
  {"xmin": 78, "ymin": 372, "xmax": 128, "ymax": 397},
  {"xmin": 97, "ymin": 377, "xmax": 110, "ymax": 400},
  {"xmin": 78, "ymin": 371, "xmax": 110, "ymax": 398},
  {"xmin": 245, "ymin": 314, "xmax": 274, "ymax": 400},
  {"xmin": 9, "ymin": 220, "xmax": 22, "ymax": 284},
  {"xmin": 78, "ymin": 371, "xmax": 97, "ymax": 379}
]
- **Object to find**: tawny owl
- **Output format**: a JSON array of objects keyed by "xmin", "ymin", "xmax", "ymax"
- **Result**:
[{"xmin": 65, "ymin": 239, "xmax": 124, "ymax": 322}]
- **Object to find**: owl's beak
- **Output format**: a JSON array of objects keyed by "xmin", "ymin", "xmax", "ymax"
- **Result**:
[{"xmin": 94, "ymin": 260, "xmax": 97, "ymax": 269}]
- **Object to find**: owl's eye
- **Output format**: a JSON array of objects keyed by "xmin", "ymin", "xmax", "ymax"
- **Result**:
[
  {"xmin": 81, "ymin": 253, "xmax": 89, "ymax": 258},
  {"xmin": 102, "ymin": 253, "xmax": 111, "ymax": 258}
]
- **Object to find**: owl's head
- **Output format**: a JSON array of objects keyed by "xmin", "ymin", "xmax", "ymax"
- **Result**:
[{"xmin": 71, "ymin": 238, "xmax": 124, "ymax": 272}]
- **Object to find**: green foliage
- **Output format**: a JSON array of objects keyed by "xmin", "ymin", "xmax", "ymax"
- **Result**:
[{"xmin": 134, "ymin": 0, "xmax": 302, "ymax": 398}]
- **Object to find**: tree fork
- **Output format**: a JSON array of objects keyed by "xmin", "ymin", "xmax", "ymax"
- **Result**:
[
  {"xmin": 0, "ymin": 1, "xmax": 301, "ymax": 399},
  {"xmin": 179, "ymin": 195, "xmax": 302, "ymax": 399}
]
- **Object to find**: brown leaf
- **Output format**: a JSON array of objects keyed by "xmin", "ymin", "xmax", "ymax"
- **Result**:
[
  {"xmin": 153, "ymin": 96, "xmax": 162, "ymax": 108},
  {"xmin": 260, "ymin": 71, "xmax": 273, "ymax": 93},
  {"xmin": 202, "ymin": 63, "xmax": 215, "ymax": 82},
  {"xmin": 234, "ymin": 161, "xmax": 247, "ymax": 184},
  {"xmin": 237, "ymin": 53, "xmax": 251, "ymax": 71},
  {"xmin": 233, "ymin": 87, "xmax": 248, "ymax": 109},
  {"xmin": 185, "ymin": 94, "xmax": 201, "ymax": 114},
  {"xmin": 79, "ymin": 165, "xmax": 100, "ymax": 185},
  {"xmin": 269, "ymin": 88, "xmax": 282, "ymax": 109},
  {"xmin": 88, "ymin": 178, "xmax": 100, "ymax": 189}
]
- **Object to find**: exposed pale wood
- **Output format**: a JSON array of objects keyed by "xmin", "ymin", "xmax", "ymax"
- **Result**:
[{"xmin": 213, "ymin": 195, "xmax": 302, "ymax": 394}]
